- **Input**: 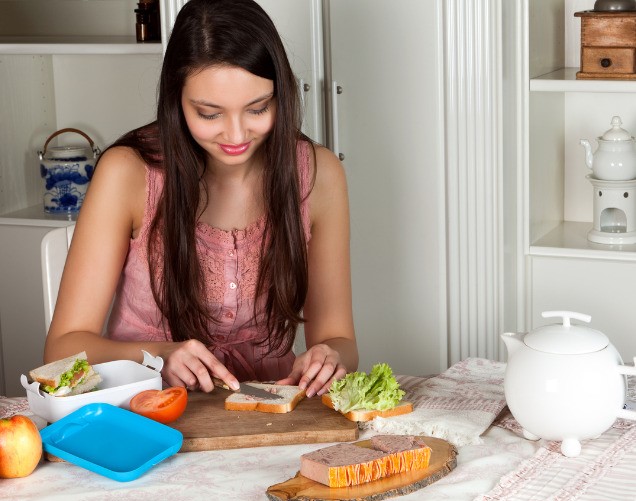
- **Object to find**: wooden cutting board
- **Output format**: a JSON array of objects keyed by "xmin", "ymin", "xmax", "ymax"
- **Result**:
[
  {"xmin": 168, "ymin": 388, "xmax": 359, "ymax": 452},
  {"xmin": 265, "ymin": 436, "xmax": 457, "ymax": 501}
]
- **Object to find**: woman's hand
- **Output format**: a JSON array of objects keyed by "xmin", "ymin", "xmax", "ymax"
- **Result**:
[
  {"xmin": 159, "ymin": 339, "xmax": 239, "ymax": 393},
  {"xmin": 276, "ymin": 343, "xmax": 348, "ymax": 398}
]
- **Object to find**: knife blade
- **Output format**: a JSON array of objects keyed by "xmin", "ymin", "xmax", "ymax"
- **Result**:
[{"xmin": 212, "ymin": 377, "xmax": 284, "ymax": 400}]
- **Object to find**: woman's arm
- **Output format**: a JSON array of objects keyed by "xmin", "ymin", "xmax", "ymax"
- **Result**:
[
  {"xmin": 43, "ymin": 147, "xmax": 237, "ymax": 393},
  {"xmin": 277, "ymin": 145, "xmax": 358, "ymax": 396},
  {"xmin": 44, "ymin": 146, "xmax": 145, "ymax": 363}
]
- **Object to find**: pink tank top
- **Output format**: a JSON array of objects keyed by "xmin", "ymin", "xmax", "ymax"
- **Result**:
[{"xmin": 107, "ymin": 141, "xmax": 312, "ymax": 382}]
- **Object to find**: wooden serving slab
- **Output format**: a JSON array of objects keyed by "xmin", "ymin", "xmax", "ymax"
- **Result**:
[
  {"xmin": 266, "ymin": 436, "xmax": 457, "ymax": 501},
  {"xmin": 168, "ymin": 388, "xmax": 359, "ymax": 452}
]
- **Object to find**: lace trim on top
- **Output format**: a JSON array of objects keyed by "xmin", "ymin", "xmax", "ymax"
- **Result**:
[{"xmin": 196, "ymin": 217, "xmax": 266, "ymax": 304}]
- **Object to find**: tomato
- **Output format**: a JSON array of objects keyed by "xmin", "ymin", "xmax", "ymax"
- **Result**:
[{"xmin": 130, "ymin": 387, "xmax": 188, "ymax": 424}]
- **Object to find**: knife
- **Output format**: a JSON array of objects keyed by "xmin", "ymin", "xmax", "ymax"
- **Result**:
[{"xmin": 212, "ymin": 377, "xmax": 284, "ymax": 400}]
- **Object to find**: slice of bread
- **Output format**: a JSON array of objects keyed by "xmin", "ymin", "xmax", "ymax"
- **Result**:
[
  {"xmin": 29, "ymin": 351, "xmax": 88, "ymax": 389},
  {"xmin": 224, "ymin": 383, "xmax": 306, "ymax": 413},
  {"xmin": 322, "ymin": 394, "xmax": 413, "ymax": 421}
]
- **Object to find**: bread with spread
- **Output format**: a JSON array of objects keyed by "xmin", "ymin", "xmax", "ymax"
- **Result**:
[
  {"xmin": 324, "ymin": 362, "xmax": 412, "ymax": 421},
  {"xmin": 224, "ymin": 383, "xmax": 305, "ymax": 413},
  {"xmin": 322, "ymin": 393, "xmax": 413, "ymax": 421}
]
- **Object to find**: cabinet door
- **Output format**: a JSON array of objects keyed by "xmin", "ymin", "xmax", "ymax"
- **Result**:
[
  {"xmin": 329, "ymin": 0, "xmax": 446, "ymax": 375},
  {"xmin": 531, "ymin": 256, "xmax": 636, "ymax": 361},
  {"xmin": 0, "ymin": 223, "xmax": 73, "ymax": 397},
  {"xmin": 256, "ymin": 0, "xmax": 323, "ymax": 142}
]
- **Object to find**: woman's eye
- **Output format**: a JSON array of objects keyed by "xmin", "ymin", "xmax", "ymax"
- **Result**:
[
  {"xmin": 249, "ymin": 104, "xmax": 270, "ymax": 116},
  {"xmin": 198, "ymin": 111, "xmax": 220, "ymax": 120}
]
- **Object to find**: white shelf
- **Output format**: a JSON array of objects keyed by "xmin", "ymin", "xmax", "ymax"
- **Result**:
[
  {"xmin": 0, "ymin": 204, "xmax": 77, "ymax": 227},
  {"xmin": 531, "ymin": 68, "xmax": 636, "ymax": 93},
  {"xmin": 0, "ymin": 36, "xmax": 162, "ymax": 55},
  {"xmin": 531, "ymin": 221, "xmax": 636, "ymax": 261}
]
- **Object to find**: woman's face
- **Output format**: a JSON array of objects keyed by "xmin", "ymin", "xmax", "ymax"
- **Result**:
[{"xmin": 181, "ymin": 65, "xmax": 276, "ymax": 169}]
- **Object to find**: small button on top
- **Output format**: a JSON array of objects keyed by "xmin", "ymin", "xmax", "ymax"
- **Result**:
[
  {"xmin": 225, "ymin": 311, "xmax": 234, "ymax": 319},
  {"xmin": 229, "ymin": 282, "xmax": 237, "ymax": 290}
]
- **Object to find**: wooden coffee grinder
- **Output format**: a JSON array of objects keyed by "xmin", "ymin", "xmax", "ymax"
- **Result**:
[{"xmin": 576, "ymin": 9, "xmax": 636, "ymax": 80}]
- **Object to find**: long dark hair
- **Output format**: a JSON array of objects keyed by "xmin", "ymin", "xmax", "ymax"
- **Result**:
[{"xmin": 108, "ymin": 0, "xmax": 309, "ymax": 356}]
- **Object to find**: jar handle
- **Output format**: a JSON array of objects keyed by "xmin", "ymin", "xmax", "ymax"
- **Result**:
[{"xmin": 38, "ymin": 128, "xmax": 100, "ymax": 159}]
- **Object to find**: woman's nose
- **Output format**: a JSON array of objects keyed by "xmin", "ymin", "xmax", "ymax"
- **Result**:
[{"xmin": 225, "ymin": 115, "xmax": 246, "ymax": 144}]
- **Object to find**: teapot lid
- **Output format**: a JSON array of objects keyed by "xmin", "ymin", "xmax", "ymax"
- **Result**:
[
  {"xmin": 45, "ymin": 145, "xmax": 92, "ymax": 159},
  {"xmin": 524, "ymin": 311, "xmax": 609, "ymax": 354},
  {"xmin": 600, "ymin": 116, "xmax": 633, "ymax": 141}
]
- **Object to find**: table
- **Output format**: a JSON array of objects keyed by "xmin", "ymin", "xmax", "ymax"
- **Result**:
[
  {"xmin": 2, "ymin": 361, "xmax": 635, "ymax": 501},
  {"xmin": 0, "ymin": 383, "xmax": 540, "ymax": 501}
]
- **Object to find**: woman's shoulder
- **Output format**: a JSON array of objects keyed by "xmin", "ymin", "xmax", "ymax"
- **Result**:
[
  {"xmin": 311, "ymin": 142, "xmax": 347, "ymax": 189},
  {"xmin": 297, "ymin": 140, "xmax": 344, "ymax": 181},
  {"xmin": 304, "ymin": 142, "xmax": 348, "ymax": 223},
  {"xmin": 97, "ymin": 145, "xmax": 147, "ymax": 176},
  {"xmin": 93, "ymin": 145, "xmax": 149, "ymax": 194},
  {"xmin": 89, "ymin": 145, "xmax": 148, "ymax": 230}
]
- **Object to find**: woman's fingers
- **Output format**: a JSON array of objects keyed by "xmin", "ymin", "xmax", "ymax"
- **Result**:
[
  {"xmin": 279, "ymin": 344, "xmax": 346, "ymax": 397},
  {"xmin": 161, "ymin": 339, "xmax": 237, "ymax": 392}
]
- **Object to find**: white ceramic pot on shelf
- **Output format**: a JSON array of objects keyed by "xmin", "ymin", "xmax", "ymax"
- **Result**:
[
  {"xmin": 501, "ymin": 311, "xmax": 636, "ymax": 457},
  {"xmin": 580, "ymin": 116, "xmax": 636, "ymax": 181}
]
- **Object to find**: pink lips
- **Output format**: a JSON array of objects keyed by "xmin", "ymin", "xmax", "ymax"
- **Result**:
[{"xmin": 219, "ymin": 142, "xmax": 251, "ymax": 156}]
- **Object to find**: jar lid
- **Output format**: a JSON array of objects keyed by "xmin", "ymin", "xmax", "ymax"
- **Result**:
[
  {"xmin": 45, "ymin": 145, "xmax": 92, "ymax": 159},
  {"xmin": 524, "ymin": 311, "xmax": 609, "ymax": 355},
  {"xmin": 600, "ymin": 116, "xmax": 634, "ymax": 141},
  {"xmin": 594, "ymin": 0, "xmax": 636, "ymax": 11}
]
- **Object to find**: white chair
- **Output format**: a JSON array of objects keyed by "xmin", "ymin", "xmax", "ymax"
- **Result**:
[{"xmin": 41, "ymin": 224, "xmax": 75, "ymax": 332}]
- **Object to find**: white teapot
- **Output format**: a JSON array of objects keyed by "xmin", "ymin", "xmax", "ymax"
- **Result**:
[
  {"xmin": 501, "ymin": 311, "xmax": 636, "ymax": 457},
  {"xmin": 580, "ymin": 116, "xmax": 636, "ymax": 181}
]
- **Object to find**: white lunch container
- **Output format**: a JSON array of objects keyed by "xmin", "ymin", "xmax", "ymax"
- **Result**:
[{"xmin": 20, "ymin": 351, "xmax": 163, "ymax": 423}]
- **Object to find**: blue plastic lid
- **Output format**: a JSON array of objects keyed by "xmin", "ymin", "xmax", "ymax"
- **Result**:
[{"xmin": 40, "ymin": 403, "xmax": 182, "ymax": 482}]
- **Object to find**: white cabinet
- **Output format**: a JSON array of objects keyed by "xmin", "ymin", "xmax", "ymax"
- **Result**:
[
  {"xmin": 256, "ymin": 0, "xmax": 323, "ymax": 143},
  {"xmin": 0, "ymin": 1, "xmax": 164, "ymax": 396},
  {"xmin": 524, "ymin": 0, "xmax": 636, "ymax": 359},
  {"xmin": 0, "ymin": 12, "xmax": 163, "ymax": 216},
  {"xmin": 531, "ymin": 255, "xmax": 636, "ymax": 360},
  {"xmin": 0, "ymin": 208, "xmax": 75, "ymax": 396}
]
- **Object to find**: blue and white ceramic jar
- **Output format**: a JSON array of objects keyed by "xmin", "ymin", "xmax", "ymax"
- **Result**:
[{"xmin": 38, "ymin": 128, "xmax": 101, "ymax": 213}]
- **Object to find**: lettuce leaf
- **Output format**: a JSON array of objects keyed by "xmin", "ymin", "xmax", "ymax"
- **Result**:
[
  {"xmin": 328, "ymin": 363, "xmax": 405, "ymax": 413},
  {"xmin": 43, "ymin": 359, "xmax": 89, "ymax": 393}
]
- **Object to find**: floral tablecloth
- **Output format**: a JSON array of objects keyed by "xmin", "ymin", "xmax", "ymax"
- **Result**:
[{"xmin": 478, "ymin": 376, "xmax": 636, "ymax": 501}]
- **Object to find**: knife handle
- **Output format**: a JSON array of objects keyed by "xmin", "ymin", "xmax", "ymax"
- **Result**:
[{"xmin": 212, "ymin": 377, "xmax": 231, "ymax": 390}]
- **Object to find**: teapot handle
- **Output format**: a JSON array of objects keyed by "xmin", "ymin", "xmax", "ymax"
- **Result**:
[
  {"xmin": 617, "ymin": 357, "xmax": 636, "ymax": 377},
  {"xmin": 542, "ymin": 311, "xmax": 591, "ymax": 328},
  {"xmin": 616, "ymin": 357, "xmax": 636, "ymax": 422},
  {"xmin": 38, "ymin": 128, "xmax": 101, "ymax": 159}
]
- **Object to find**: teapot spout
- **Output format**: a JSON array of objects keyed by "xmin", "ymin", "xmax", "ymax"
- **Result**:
[
  {"xmin": 580, "ymin": 139, "xmax": 594, "ymax": 170},
  {"xmin": 501, "ymin": 332, "xmax": 524, "ymax": 359}
]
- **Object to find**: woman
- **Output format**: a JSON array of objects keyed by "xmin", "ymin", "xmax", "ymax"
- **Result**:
[{"xmin": 44, "ymin": 0, "xmax": 357, "ymax": 399}]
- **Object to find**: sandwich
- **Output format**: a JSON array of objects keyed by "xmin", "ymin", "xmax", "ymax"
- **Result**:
[
  {"xmin": 29, "ymin": 351, "xmax": 102, "ymax": 397},
  {"xmin": 224, "ymin": 383, "xmax": 305, "ymax": 413}
]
